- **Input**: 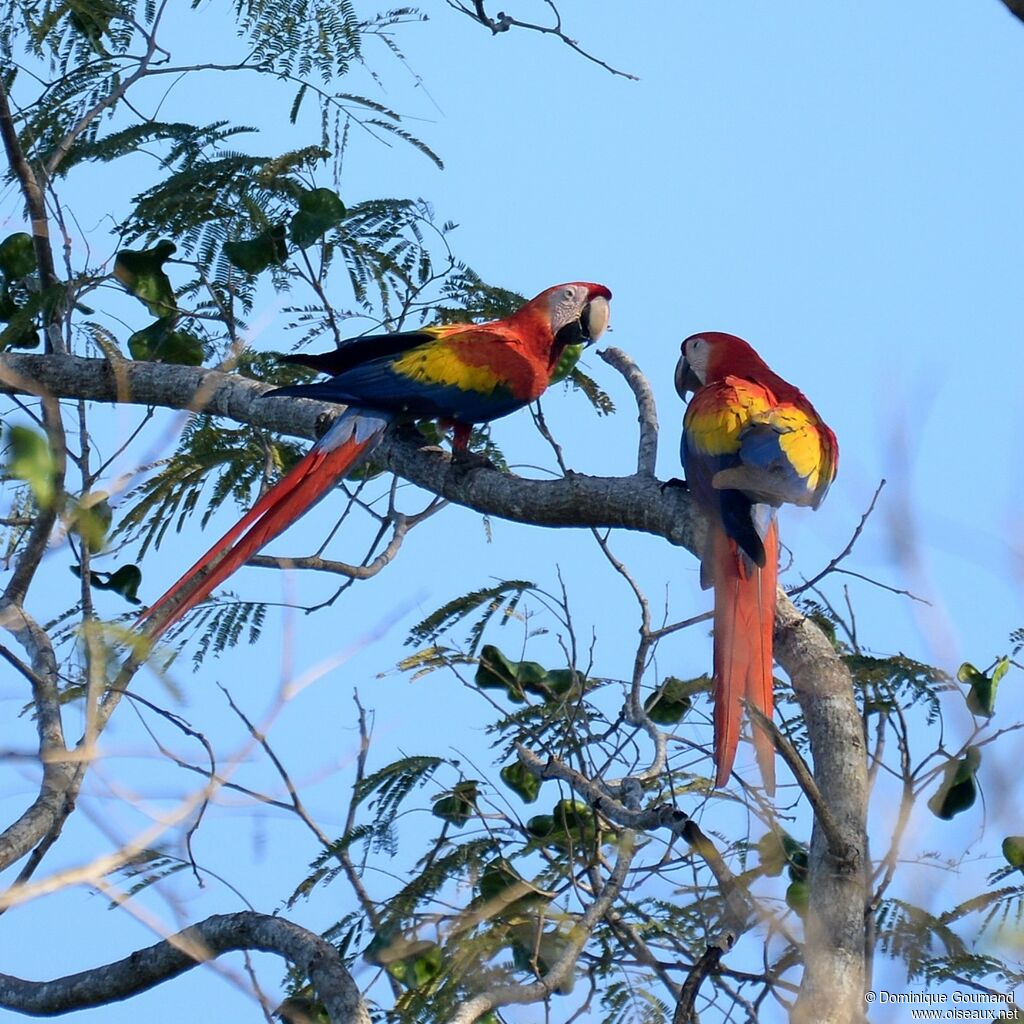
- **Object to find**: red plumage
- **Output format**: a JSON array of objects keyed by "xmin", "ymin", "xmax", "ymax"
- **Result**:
[{"xmin": 677, "ymin": 332, "xmax": 837, "ymax": 793}]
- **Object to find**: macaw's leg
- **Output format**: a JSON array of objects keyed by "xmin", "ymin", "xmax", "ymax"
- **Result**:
[{"xmin": 449, "ymin": 421, "xmax": 495, "ymax": 475}]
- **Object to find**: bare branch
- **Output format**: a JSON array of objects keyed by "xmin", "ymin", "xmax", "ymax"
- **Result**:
[
  {"xmin": 0, "ymin": 911, "xmax": 369, "ymax": 1023},
  {"xmin": 0, "ymin": 353, "xmax": 700, "ymax": 548},
  {"xmin": 448, "ymin": 831, "xmax": 636, "ymax": 1023},
  {"xmin": 598, "ymin": 346, "xmax": 659, "ymax": 477},
  {"xmin": 447, "ymin": 0, "xmax": 638, "ymax": 79},
  {"xmin": 0, "ymin": 78, "xmax": 59, "ymax": 297}
]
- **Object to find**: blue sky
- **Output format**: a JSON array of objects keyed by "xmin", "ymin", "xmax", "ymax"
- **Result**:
[{"xmin": 2, "ymin": 2, "xmax": 1023, "ymax": 1021}]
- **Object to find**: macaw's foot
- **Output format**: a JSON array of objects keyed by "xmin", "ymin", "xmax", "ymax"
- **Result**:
[
  {"xmin": 661, "ymin": 476, "xmax": 690, "ymax": 493},
  {"xmin": 449, "ymin": 447, "xmax": 496, "ymax": 479}
]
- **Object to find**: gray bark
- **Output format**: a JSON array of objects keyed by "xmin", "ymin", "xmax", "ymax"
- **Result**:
[
  {"xmin": 0, "ymin": 911, "xmax": 369, "ymax": 1022},
  {"xmin": 0, "ymin": 351, "xmax": 869, "ymax": 1022}
]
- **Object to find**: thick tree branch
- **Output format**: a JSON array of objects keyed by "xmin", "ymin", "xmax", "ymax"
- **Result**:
[
  {"xmin": 1, "ymin": 351, "xmax": 868, "ymax": 1021},
  {"xmin": 1000, "ymin": 0, "xmax": 1024, "ymax": 25},
  {"xmin": 0, "ymin": 911, "xmax": 369, "ymax": 1023},
  {"xmin": 0, "ymin": 353, "xmax": 699, "ymax": 547},
  {"xmin": 0, "ymin": 603, "xmax": 78, "ymax": 875},
  {"xmin": 775, "ymin": 600, "xmax": 868, "ymax": 1023}
]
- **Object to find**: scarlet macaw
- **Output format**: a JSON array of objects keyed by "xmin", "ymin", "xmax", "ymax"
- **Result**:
[
  {"xmin": 676, "ymin": 332, "xmax": 837, "ymax": 792},
  {"xmin": 138, "ymin": 282, "xmax": 612, "ymax": 637}
]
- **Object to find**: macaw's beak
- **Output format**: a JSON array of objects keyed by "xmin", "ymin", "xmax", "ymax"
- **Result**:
[
  {"xmin": 554, "ymin": 294, "xmax": 611, "ymax": 350},
  {"xmin": 674, "ymin": 356, "xmax": 701, "ymax": 399},
  {"xmin": 581, "ymin": 294, "xmax": 610, "ymax": 343}
]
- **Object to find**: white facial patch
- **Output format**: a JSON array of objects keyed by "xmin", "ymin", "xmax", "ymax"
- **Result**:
[
  {"xmin": 683, "ymin": 336, "xmax": 710, "ymax": 383},
  {"xmin": 549, "ymin": 285, "xmax": 588, "ymax": 333}
]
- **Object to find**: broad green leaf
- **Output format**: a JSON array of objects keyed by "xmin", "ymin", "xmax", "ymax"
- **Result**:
[
  {"xmin": 385, "ymin": 942, "xmax": 442, "ymax": 988},
  {"xmin": 548, "ymin": 342, "xmax": 584, "ymax": 384},
  {"xmin": 644, "ymin": 676, "xmax": 703, "ymax": 725},
  {"xmin": 475, "ymin": 644, "xmax": 579, "ymax": 703},
  {"xmin": 223, "ymin": 223, "xmax": 288, "ymax": 274},
  {"xmin": 0, "ymin": 233, "xmax": 36, "ymax": 279},
  {"xmin": 928, "ymin": 747, "xmax": 982, "ymax": 820},
  {"xmin": 289, "ymin": 187, "xmax": 346, "ymax": 247},
  {"xmin": 431, "ymin": 780, "xmax": 479, "ymax": 827},
  {"xmin": 7, "ymin": 425, "xmax": 56, "ymax": 508},
  {"xmin": 71, "ymin": 564, "xmax": 143, "ymax": 604},
  {"xmin": 0, "ymin": 308, "xmax": 41, "ymax": 349},
  {"xmin": 113, "ymin": 241, "xmax": 177, "ymax": 317},
  {"xmin": 67, "ymin": 491, "xmax": 112, "ymax": 552},
  {"xmin": 1002, "ymin": 836, "xmax": 1024, "ymax": 870},
  {"xmin": 365, "ymin": 929, "xmax": 440, "ymax": 988},
  {"xmin": 128, "ymin": 318, "xmax": 204, "ymax": 365},
  {"xmin": 756, "ymin": 831, "xmax": 808, "ymax": 879},
  {"xmin": 500, "ymin": 760, "xmax": 541, "ymax": 803},
  {"xmin": 527, "ymin": 800, "xmax": 595, "ymax": 853},
  {"xmin": 508, "ymin": 922, "xmax": 575, "ymax": 994},
  {"xmin": 786, "ymin": 879, "xmax": 810, "ymax": 917},
  {"xmin": 960, "ymin": 658, "xmax": 1009, "ymax": 718}
]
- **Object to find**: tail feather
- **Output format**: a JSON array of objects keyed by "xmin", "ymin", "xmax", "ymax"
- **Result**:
[
  {"xmin": 137, "ymin": 410, "xmax": 389, "ymax": 639},
  {"xmin": 711, "ymin": 518, "xmax": 779, "ymax": 793}
]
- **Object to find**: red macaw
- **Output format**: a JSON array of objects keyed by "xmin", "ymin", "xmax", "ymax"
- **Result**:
[
  {"xmin": 138, "ymin": 282, "xmax": 612, "ymax": 638},
  {"xmin": 676, "ymin": 332, "xmax": 838, "ymax": 793}
]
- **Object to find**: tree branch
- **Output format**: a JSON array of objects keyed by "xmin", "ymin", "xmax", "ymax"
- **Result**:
[
  {"xmin": 0, "ymin": 911, "xmax": 369, "ymax": 1023},
  {"xmin": 1, "ymin": 350, "xmax": 869, "ymax": 1020},
  {"xmin": 774, "ymin": 600, "xmax": 868, "ymax": 1023},
  {"xmin": 0, "ymin": 352, "xmax": 699, "ymax": 548},
  {"xmin": 1000, "ymin": 0, "xmax": 1024, "ymax": 25}
]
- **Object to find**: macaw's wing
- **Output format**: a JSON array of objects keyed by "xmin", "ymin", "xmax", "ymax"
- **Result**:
[
  {"xmin": 684, "ymin": 376, "xmax": 837, "ymax": 565},
  {"xmin": 712, "ymin": 400, "xmax": 838, "ymax": 510},
  {"xmin": 277, "ymin": 325, "xmax": 452, "ymax": 379},
  {"xmin": 269, "ymin": 325, "xmax": 538, "ymax": 423},
  {"xmin": 683, "ymin": 377, "xmax": 779, "ymax": 571}
]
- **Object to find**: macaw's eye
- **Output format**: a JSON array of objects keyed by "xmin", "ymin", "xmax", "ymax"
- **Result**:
[{"xmin": 562, "ymin": 287, "xmax": 576, "ymax": 301}]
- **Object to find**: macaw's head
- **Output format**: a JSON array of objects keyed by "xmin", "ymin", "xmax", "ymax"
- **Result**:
[
  {"xmin": 530, "ymin": 282, "xmax": 612, "ymax": 350},
  {"xmin": 674, "ymin": 331, "xmax": 769, "ymax": 397}
]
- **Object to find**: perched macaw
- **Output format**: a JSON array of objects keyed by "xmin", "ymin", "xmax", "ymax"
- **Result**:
[
  {"xmin": 676, "ymin": 332, "xmax": 838, "ymax": 793},
  {"xmin": 138, "ymin": 282, "xmax": 612, "ymax": 638}
]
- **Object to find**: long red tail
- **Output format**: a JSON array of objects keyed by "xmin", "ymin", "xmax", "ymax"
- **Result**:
[
  {"xmin": 711, "ymin": 518, "xmax": 779, "ymax": 793},
  {"xmin": 136, "ymin": 410, "xmax": 389, "ymax": 640}
]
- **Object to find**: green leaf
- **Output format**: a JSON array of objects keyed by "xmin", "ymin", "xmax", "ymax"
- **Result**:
[
  {"xmin": 398, "ymin": 943, "xmax": 442, "ymax": 988},
  {"xmin": 527, "ymin": 800, "xmax": 595, "ymax": 853},
  {"xmin": 71, "ymin": 564, "xmax": 143, "ymax": 604},
  {"xmin": 0, "ymin": 233, "xmax": 36, "ymax": 279},
  {"xmin": 113, "ymin": 241, "xmax": 177, "ymax": 317},
  {"xmin": 959, "ymin": 658, "xmax": 1009, "ymax": 718},
  {"xmin": 499, "ymin": 761, "xmax": 541, "ymax": 803},
  {"xmin": 1002, "ymin": 836, "xmax": 1024, "ymax": 870},
  {"xmin": 365, "ymin": 930, "xmax": 441, "ymax": 989},
  {"xmin": 508, "ymin": 922, "xmax": 575, "ymax": 994},
  {"xmin": 756, "ymin": 831, "xmax": 808, "ymax": 879},
  {"xmin": 431, "ymin": 780, "xmax": 480, "ymax": 827},
  {"xmin": 101, "ymin": 564, "xmax": 143, "ymax": 603},
  {"xmin": 6, "ymin": 425, "xmax": 56, "ymax": 508},
  {"xmin": 475, "ymin": 644, "xmax": 580, "ymax": 703},
  {"xmin": 223, "ymin": 223, "xmax": 288, "ymax": 274},
  {"xmin": 786, "ymin": 879, "xmax": 810, "ymax": 917},
  {"xmin": 928, "ymin": 747, "xmax": 982, "ymax": 820},
  {"xmin": 548, "ymin": 342, "xmax": 584, "ymax": 385},
  {"xmin": 289, "ymin": 187, "xmax": 346, "ymax": 248},
  {"xmin": 644, "ymin": 676, "xmax": 703, "ymax": 725},
  {"xmin": 66, "ymin": 491, "xmax": 112, "ymax": 553},
  {"xmin": 128, "ymin": 318, "xmax": 204, "ymax": 365}
]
